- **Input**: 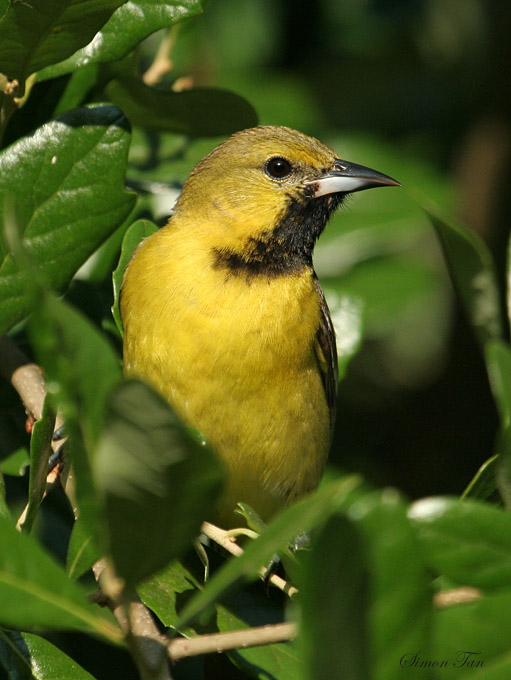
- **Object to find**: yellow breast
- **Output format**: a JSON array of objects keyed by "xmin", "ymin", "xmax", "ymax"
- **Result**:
[{"xmin": 121, "ymin": 223, "xmax": 330, "ymax": 525}]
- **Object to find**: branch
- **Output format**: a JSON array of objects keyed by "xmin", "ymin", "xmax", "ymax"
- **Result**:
[
  {"xmin": 93, "ymin": 560, "xmax": 173, "ymax": 680},
  {"xmin": 143, "ymin": 29, "xmax": 176, "ymax": 86},
  {"xmin": 0, "ymin": 75, "xmax": 19, "ymax": 146},
  {"xmin": 433, "ymin": 587, "xmax": 482, "ymax": 609},
  {"xmin": 201, "ymin": 521, "xmax": 299, "ymax": 598},
  {"xmin": 0, "ymin": 335, "xmax": 47, "ymax": 421},
  {"xmin": 168, "ymin": 622, "xmax": 296, "ymax": 662}
]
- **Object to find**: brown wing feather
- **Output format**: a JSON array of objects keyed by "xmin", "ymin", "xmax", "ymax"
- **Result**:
[{"xmin": 313, "ymin": 275, "xmax": 338, "ymax": 435}]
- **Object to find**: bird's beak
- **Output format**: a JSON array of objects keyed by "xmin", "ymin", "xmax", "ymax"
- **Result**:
[{"xmin": 306, "ymin": 160, "xmax": 401, "ymax": 198}]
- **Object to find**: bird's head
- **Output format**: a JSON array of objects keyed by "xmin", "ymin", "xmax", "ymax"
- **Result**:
[{"xmin": 174, "ymin": 126, "xmax": 400, "ymax": 276}]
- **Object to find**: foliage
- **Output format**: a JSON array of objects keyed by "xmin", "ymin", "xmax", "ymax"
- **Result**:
[{"xmin": 0, "ymin": 1, "xmax": 510, "ymax": 679}]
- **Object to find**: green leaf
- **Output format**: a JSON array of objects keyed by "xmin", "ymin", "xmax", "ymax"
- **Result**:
[
  {"xmin": 323, "ymin": 257, "xmax": 435, "ymax": 331},
  {"xmin": 461, "ymin": 455, "xmax": 500, "ymax": 502},
  {"xmin": 0, "ymin": 447, "xmax": 29, "ymax": 477},
  {"xmin": 138, "ymin": 559, "xmax": 202, "ymax": 631},
  {"xmin": 408, "ymin": 497, "xmax": 511, "ymax": 589},
  {"xmin": 432, "ymin": 591, "xmax": 511, "ymax": 679},
  {"xmin": 176, "ymin": 476, "xmax": 364, "ymax": 630},
  {"xmin": 420, "ymin": 200, "xmax": 503, "ymax": 349},
  {"xmin": 53, "ymin": 64, "xmax": 100, "ymax": 117},
  {"xmin": 484, "ymin": 343, "xmax": 511, "ymax": 507},
  {"xmin": 323, "ymin": 291, "xmax": 364, "ymax": 380},
  {"xmin": 111, "ymin": 219, "xmax": 158, "ymax": 336},
  {"xmin": 37, "ymin": 0, "xmax": 203, "ymax": 82},
  {"xmin": 464, "ymin": 654, "xmax": 511, "ymax": 680},
  {"xmin": 494, "ymin": 427, "xmax": 511, "ymax": 510},
  {"xmin": 217, "ymin": 604, "xmax": 300, "ymax": 680},
  {"xmin": 485, "ymin": 340, "xmax": 511, "ymax": 427},
  {"xmin": 351, "ymin": 490, "xmax": 431, "ymax": 680},
  {"xmin": 30, "ymin": 293, "xmax": 122, "ymax": 450},
  {"xmin": 106, "ymin": 77, "xmax": 258, "ymax": 137},
  {"xmin": 139, "ymin": 560, "xmax": 301, "ymax": 679},
  {"xmin": 0, "ymin": 105, "xmax": 136, "ymax": 335},
  {"xmin": 0, "ymin": 472, "xmax": 8, "ymax": 520},
  {"xmin": 18, "ymin": 398, "xmax": 55, "ymax": 533},
  {"xmin": 29, "ymin": 293, "xmax": 122, "ymax": 546},
  {"xmin": 0, "ymin": 516, "xmax": 120, "ymax": 641},
  {"xmin": 94, "ymin": 379, "xmax": 224, "ymax": 587},
  {"xmin": 0, "ymin": 629, "xmax": 96, "ymax": 680},
  {"xmin": 299, "ymin": 514, "xmax": 370, "ymax": 680},
  {"xmin": 66, "ymin": 516, "xmax": 101, "ymax": 581},
  {"xmin": 0, "ymin": 0, "xmax": 125, "ymax": 93}
]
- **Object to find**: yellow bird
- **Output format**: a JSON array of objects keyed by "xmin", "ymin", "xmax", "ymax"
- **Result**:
[{"xmin": 121, "ymin": 126, "xmax": 399, "ymax": 526}]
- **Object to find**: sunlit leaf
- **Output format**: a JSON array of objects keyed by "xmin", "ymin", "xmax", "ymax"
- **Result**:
[
  {"xmin": 420, "ymin": 201, "xmax": 503, "ymax": 349},
  {"xmin": 0, "ymin": 105, "xmax": 136, "ymax": 334},
  {"xmin": 0, "ymin": 629, "xmax": 96, "ymax": 680},
  {"xmin": 409, "ymin": 497, "xmax": 511, "ymax": 589},
  {"xmin": 18, "ymin": 398, "xmax": 55, "ymax": 533},
  {"xmin": 461, "ymin": 455, "xmax": 500, "ymax": 502},
  {"xmin": 485, "ymin": 341, "xmax": 511, "ymax": 428},
  {"xmin": 111, "ymin": 219, "xmax": 158, "ymax": 336},
  {"xmin": 0, "ymin": 0, "xmax": 123, "ymax": 93},
  {"xmin": 37, "ymin": 0, "xmax": 203, "ymax": 81}
]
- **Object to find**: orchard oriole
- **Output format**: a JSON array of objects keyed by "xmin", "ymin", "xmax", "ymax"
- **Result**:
[{"xmin": 121, "ymin": 126, "xmax": 399, "ymax": 526}]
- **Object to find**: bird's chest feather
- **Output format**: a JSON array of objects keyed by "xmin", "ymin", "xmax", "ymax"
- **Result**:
[
  {"xmin": 122, "ymin": 235, "xmax": 323, "ymax": 411},
  {"xmin": 158, "ymin": 265, "xmax": 320, "ymax": 379}
]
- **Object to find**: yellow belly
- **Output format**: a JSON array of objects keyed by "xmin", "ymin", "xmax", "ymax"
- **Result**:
[{"xmin": 121, "ymin": 227, "xmax": 331, "ymax": 525}]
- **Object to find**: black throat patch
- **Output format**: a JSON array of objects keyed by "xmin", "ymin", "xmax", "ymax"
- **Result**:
[{"xmin": 212, "ymin": 192, "xmax": 344, "ymax": 277}]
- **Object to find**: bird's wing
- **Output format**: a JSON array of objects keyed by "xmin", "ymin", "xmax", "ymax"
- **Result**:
[{"xmin": 313, "ymin": 275, "xmax": 338, "ymax": 435}]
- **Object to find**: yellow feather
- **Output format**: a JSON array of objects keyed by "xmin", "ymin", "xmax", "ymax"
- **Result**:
[{"xmin": 121, "ymin": 125, "xmax": 398, "ymax": 526}]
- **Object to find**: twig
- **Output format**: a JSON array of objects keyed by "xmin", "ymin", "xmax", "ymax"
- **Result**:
[
  {"xmin": 1, "ymin": 335, "xmax": 66, "ymax": 527},
  {"xmin": 0, "ymin": 75, "xmax": 19, "ymax": 146},
  {"xmin": 143, "ymin": 29, "xmax": 176, "ymax": 86},
  {"xmin": 433, "ymin": 586, "xmax": 482, "ymax": 609},
  {"xmin": 200, "ymin": 521, "xmax": 299, "ymax": 598},
  {"xmin": 168, "ymin": 622, "xmax": 296, "ymax": 662},
  {"xmin": 93, "ymin": 560, "xmax": 173, "ymax": 680},
  {"xmin": 0, "ymin": 335, "xmax": 47, "ymax": 421}
]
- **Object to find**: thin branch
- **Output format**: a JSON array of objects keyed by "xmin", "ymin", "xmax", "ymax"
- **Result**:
[
  {"xmin": 93, "ymin": 560, "xmax": 173, "ymax": 680},
  {"xmin": 168, "ymin": 622, "xmax": 296, "ymax": 662},
  {"xmin": 201, "ymin": 521, "xmax": 299, "ymax": 598},
  {"xmin": 143, "ymin": 29, "xmax": 176, "ymax": 86},
  {"xmin": 433, "ymin": 587, "xmax": 482, "ymax": 609},
  {"xmin": 0, "ymin": 335, "xmax": 47, "ymax": 421},
  {"xmin": 0, "ymin": 75, "xmax": 19, "ymax": 146}
]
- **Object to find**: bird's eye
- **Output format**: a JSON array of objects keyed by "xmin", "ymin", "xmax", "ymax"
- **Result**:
[{"xmin": 265, "ymin": 156, "xmax": 293, "ymax": 180}]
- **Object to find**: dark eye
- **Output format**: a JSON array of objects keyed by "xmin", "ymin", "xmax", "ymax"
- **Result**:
[{"xmin": 265, "ymin": 156, "xmax": 293, "ymax": 180}]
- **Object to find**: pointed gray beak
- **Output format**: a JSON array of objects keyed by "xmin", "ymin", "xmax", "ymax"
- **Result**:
[{"xmin": 306, "ymin": 159, "xmax": 401, "ymax": 197}]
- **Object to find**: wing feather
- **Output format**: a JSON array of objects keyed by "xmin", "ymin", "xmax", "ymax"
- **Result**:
[{"xmin": 313, "ymin": 275, "xmax": 338, "ymax": 435}]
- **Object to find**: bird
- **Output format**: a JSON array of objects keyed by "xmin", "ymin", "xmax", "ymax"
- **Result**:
[{"xmin": 120, "ymin": 126, "xmax": 399, "ymax": 527}]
